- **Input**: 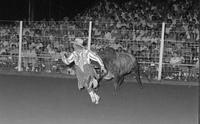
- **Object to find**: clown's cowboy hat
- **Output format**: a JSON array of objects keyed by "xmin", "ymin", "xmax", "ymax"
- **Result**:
[{"xmin": 71, "ymin": 38, "xmax": 84, "ymax": 47}]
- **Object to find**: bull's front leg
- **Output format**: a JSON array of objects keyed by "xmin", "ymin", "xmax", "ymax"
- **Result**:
[
  {"xmin": 113, "ymin": 75, "xmax": 121, "ymax": 95},
  {"xmin": 118, "ymin": 76, "xmax": 124, "ymax": 88}
]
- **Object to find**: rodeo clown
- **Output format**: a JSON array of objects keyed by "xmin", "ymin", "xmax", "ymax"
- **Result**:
[{"xmin": 60, "ymin": 38, "xmax": 106, "ymax": 104}]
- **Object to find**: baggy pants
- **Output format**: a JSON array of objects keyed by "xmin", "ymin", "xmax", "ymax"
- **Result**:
[{"xmin": 74, "ymin": 64, "xmax": 98, "ymax": 90}]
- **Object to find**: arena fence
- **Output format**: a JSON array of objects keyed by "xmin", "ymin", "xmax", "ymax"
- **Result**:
[{"xmin": 0, "ymin": 20, "xmax": 199, "ymax": 82}]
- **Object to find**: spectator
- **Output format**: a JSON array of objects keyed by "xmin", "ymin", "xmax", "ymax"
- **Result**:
[{"xmin": 0, "ymin": 0, "xmax": 198, "ymax": 81}]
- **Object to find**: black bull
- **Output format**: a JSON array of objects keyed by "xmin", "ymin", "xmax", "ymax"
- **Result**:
[{"xmin": 92, "ymin": 47, "xmax": 143, "ymax": 91}]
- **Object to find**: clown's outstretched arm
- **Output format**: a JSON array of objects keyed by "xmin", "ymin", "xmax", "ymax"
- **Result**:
[{"xmin": 61, "ymin": 52, "xmax": 75, "ymax": 65}]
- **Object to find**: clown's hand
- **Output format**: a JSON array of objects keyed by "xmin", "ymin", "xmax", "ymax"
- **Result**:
[{"xmin": 60, "ymin": 52, "xmax": 68, "ymax": 60}]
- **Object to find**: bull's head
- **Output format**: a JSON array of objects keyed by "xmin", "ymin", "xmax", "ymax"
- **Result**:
[{"xmin": 98, "ymin": 47, "xmax": 117, "ymax": 60}]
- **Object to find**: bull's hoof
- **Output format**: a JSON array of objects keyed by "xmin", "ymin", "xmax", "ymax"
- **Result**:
[
  {"xmin": 113, "ymin": 91, "xmax": 117, "ymax": 96},
  {"xmin": 140, "ymin": 85, "xmax": 144, "ymax": 89}
]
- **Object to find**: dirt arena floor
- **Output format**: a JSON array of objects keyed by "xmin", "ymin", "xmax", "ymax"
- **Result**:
[{"xmin": 0, "ymin": 75, "xmax": 198, "ymax": 124}]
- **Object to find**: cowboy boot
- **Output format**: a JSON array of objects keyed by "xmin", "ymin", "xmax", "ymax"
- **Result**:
[
  {"xmin": 93, "ymin": 92, "xmax": 100, "ymax": 104},
  {"xmin": 89, "ymin": 91, "xmax": 96, "ymax": 103}
]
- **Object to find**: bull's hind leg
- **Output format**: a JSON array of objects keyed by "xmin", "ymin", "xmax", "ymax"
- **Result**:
[
  {"xmin": 135, "ymin": 65, "xmax": 143, "ymax": 89},
  {"xmin": 136, "ymin": 74, "xmax": 143, "ymax": 89},
  {"xmin": 135, "ymin": 67, "xmax": 143, "ymax": 89}
]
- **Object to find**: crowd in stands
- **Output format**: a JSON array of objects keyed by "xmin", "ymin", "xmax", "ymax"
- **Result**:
[{"xmin": 0, "ymin": 0, "xmax": 199, "ymax": 81}]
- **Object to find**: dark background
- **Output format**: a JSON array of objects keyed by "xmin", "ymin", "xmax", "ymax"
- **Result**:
[
  {"xmin": 1, "ymin": 0, "xmax": 199, "ymax": 21},
  {"xmin": 0, "ymin": 0, "xmax": 99, "ymax": 21}
]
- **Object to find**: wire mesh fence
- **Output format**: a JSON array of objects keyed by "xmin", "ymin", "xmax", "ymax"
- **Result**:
[
  {"xmin": 0, "ymin": 20, "xmax": 20, "ymax": 72},
  {"xmin": 161, "ymin": 22, "xmax": 199, "ymax": 81},
  {"xmin": 0, "ymin": 20, "xmax": 199, "ymax": 82},
  {"xmin": 20, "ymin": 21, "xmax": 90, "ymax": 74}
]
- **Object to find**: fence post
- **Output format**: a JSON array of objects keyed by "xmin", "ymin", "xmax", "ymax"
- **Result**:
[
  {"xmin": 158, "ymin": 22, "xmax": 165, "ymax": 80},
  {"xmin": 88, "ymin": 21, "xmax": 92, "ymax": 50},
  {"xmin": 18, "ymin": 21, "xmax": 23, "ymax": 71}
]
